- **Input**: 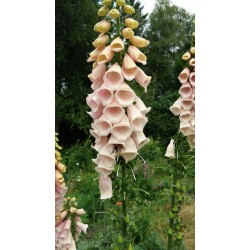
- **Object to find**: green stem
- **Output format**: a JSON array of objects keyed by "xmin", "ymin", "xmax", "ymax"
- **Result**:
[{"xmin": 121, "ymin": 162, "xmax": 127, "ymax": 237}]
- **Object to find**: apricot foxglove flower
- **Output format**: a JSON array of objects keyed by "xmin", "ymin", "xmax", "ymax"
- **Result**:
[
  {"xmin": 130, "ymin": 36, "xmax": 150, "ymax": 48},
  {"xmin": 122, "ymin": 53, "xmax": 138, "ymax": 80},
  {"xmin": 125, "ymin": 18, "xmax": 139, "ymax": 29},
  {"xmin": 97, "ymin": 45, "xmax": 114, "ymax": 64},
  {"xmin": 94, "ymin": 20, "xmax": 111, "ymax": 33},
  {"xmin": 111, "ymin": 37, "xmax": 124, "ymax": 52},
  {"xmin": 122, "ymin": 27, "xmax": 134, "ymax": 39},
  {"xmin": 165, "ymin": 139, "xmax": 175, "ymax": 159},
  {"xmin": 128, "ymin": 45, "xmax": 147, "ymax": 65},
  {"xmin": 98, "ymin": 5, "xmax": 109, "ymax": 16},
  {"xmin": 135, "ymin": 67, "xmax": 152, "ymax": 92},
  {"xmin": 182, "ymin": 51, "xmax": 191, "ymax": 60},
  {"xmin": 92, "ymin": 33, "xmax": 109, "ymax": 48},
  {"xmin": 99, "ymin": 175, "xmax": 113, "ymax": 199}
]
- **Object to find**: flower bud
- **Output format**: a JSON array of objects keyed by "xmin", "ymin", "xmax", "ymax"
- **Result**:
[
  {"xmin": 94, "ymin": 20, "xmax": 111, "ymax": 33},
  {"xmin": 116, "ymin": 0, "xmax": 125, "ymax": 6},
  {"xmin": 192, "ymin": 31, "xmax": 195, "ymax": 36},
  {"xmin": 125, "ymin": 214, "xmax": 130, "ymax": 223},
  {"xmin": 103, "ymin": 0, "xmax": 112, "ymax": 5},
  {"xmin": 130, "ymin": 36, "xmax": 150, "ymax": 48},
  {"xmin": 122, "ymin": 28, "xmax": 134, "ymax": 39},
  {"xmin": 167, "ymin": 228, "xmax": 172, "ymax": 235},
  {"xmin": 109, "ymin": 8, "xmax": 120, "ymax": 18},
  {"xmin": 73, "ymin": 202, "xmax": 78, "ymax": 207},
  {"xmin": 71, "ymin": 197, "xmax": 76, "ymax": 202},
  {"xmin": 98, "ymin": 5, "xmax": 109, "ymax": 16},
  {"xmin": 125, "ymin": 18, "xmax": 139, "ymax": 29},
  {"xmin": 123, "ymin": 5, "xmax": 135, "ymax": 14},
  {"xmin": 190, "ymin": 46, "xmax": 195, "ymax": 54},
  {"xmin": 56, "ymin": 162, "xmax": 67, "ymax": 173},
  {"xmin": 182, "ymin": 51, "xmax": 191, "ymax": 60},
  {"xmin": 128, "ymin": 244, "xmax": 133, "ymax": 250},
  {"xmin": 118, "ymin": 234, "xmax": 123, "ymax": 243},
  {"xmin": 177, "ymin": 232, "xmax": 183, "ymax": 240},
  {"xmin": 93, "ymin": 33, "xmax": 109, "ymax": 48},
  {"xmin": 70, "ymin": 207, "xmax": 77, "ymax": 213}
]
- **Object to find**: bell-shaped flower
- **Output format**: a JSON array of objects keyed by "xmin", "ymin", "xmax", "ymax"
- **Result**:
[
  {"xmin": 108, "ymin": 134, "xmax": 126, "ymax": 148},
  {"xmin": 169, "ymin": 97, "xmax": 181, "ymax": 116},
  {"xmin": 128, "ymin": 45, "xmax": 147, "ymax": 65},
  {"xmin": 55, "ymin": 182, "xmax": 68, "ymax": 197},
  {"xmin": 95, "ymin": 84, "xmax": 114, "ymax": 106},
  {"xmin": 56, "ymin": 210, "xmax": 68, "ymax": 223},
  {"xmin": 111, "ymin": 37, "xmax": 124, "ymax": 52},
  {"xmin": 115, "ymin": 83, "xmax": 136, "ymax": 107},
  {"xmin": 90, "ymin": 129, "xmax": 101, "ymax": 144},
  {"xmin": 132, "ymin": 131, "xmax": 150, "ymax": 150},
  {"xmin": 55, "ymin": 220, "xmax": 66, "ymax": 238},
  {"xmin": 91, "ymin": 78, "xmax": 103, "ymax": 91},
  {"xmin": 179, "ymin": 110, "xmax": 194, "ymax": 123},
  {"xmin": 97, "ymin": 45, "xmax": 114, "ymax": 64},
  {"xmin": 76, "ymin": 221, "xmax": 88, "ymax": 234},
  {"xmin": 178, "ymin": 67, "xmax": 190, "ymax": 83},
  {"xmin": 122, "ymin": 28, "xmax": 134, "ymax": 39},
  {"xmin": 58, "ymin": 218, "xmax": 71, "ymax": 240},
  {"xmin": 120, "ymin": 136, "xmax": 138, "ymax": 163},
  {"xmin": 76, "ymin": 209, "xmax": 86, "ymax": 216},
  {"xmin": 182, "ymin": 51, "xmax": 191, "ymax": 60},
  {"xmin": 187, "ymin": 134, "xmax": 195, "ymax": 149},
  {"xmin": 190, "ymin": 118, "xmax": 195, "ymax": 129},
  {"xmin": 123, "ymin": 4, "xmax": 135, "ymax": 14},
  {"xmin": 94, "ymin": 20, "xmax": 111, "ymax": 33},
  {"xmin": 103, "ymin": 62, "xmax": 124, "ymax": 90},
  {"xmin": 97, "ymin": 143, "xmax": 116, "ymax": 168},
  {"xmin": 99, "ymin": 175, "xmax": 113, "ymax": 199},
  {"xmin": 56, "ymin": 228, "xmax": 74, "ymax": 249},
  {"xmin": 165, "ymin": 139, "xmax": 175, "ymax": 159},
  {"xmin": 134, "ymin": 96, "xmax": 151, "ymax": 115},
  {"xmin": 180, "ymin": 98, "xmax": 195, "ymax": 111},
  {"xmin": 91, "ymin": 136, "xmax": 109, "ymax": 152},
  {"xmin": 125, "ymin": 18, "xmax": 139, "ymax": 29},
  {"xmin": 103, "ymin": 99, "xmax": 125, "ymax": 124},
  {"xmin": 127, "ymin": 105, "xmax": 148, "ymax": 132},
  {"xmin": 86, "ymin": 92, "xmax": 100, "ymax": 112},
  {"xmin": 121, "ymin": 53, "xmax": 138, "ymax": 81},
  {"xmin": 93, "ymin": 114, "xmax": 112, "ymax": 136},
  {"xmin": 189, "ymin": 71, "xmax": 195, "ymax": 87},
  {"xmin": 189, "ymin": 58, "xmax": 195, "ymax": 67},
  {"xmin": 135, "ymin": 67, "xmax": 151, "ymax": 92},
  {"xmin": 190, "ymin": 47, "xmax": 195, "ymax": 54},
  {"xmin": 98, "ymin": 5, "xmax": 109, "ymax": 16},
  {"xmin": 180, "ymin": 121, "xmax": 194, "ymax": 136},
  {"xmin": 95, "ymin": 166, "xmax": 113, "ymax": 177},
  {"xmin": 179, "ymin": 82, "xmax": 192, "ymax": 98},
  {"xmin": 56, "ymin": 161, "xmax": 67, "ymax": 173},
  {"xmin": 88, "ymin": 63, "xmax": 106, "ymax": 83},
  {"xmin": 111, "ymin": 115, "xmax": 133, "ymax": 141},
  {"xmin": 109, "ymin": 8, "xmax": 120, "ymax": 18},
  {"xmin": 129, "ymin": 36, "xmax": 150, "ymax": 48},
  {"xmin": 87, "ymin": 47, "xmax": 105, "ymax": 62},
  {"xmin": 55, "ymin": 169, "xmax": 64, "ymax": 184},
  {"xmin": 93, "ymin": 33, "xmax": 109, "ymax": 48},
  {"xmin": 87, "ymin": 104, "xmax": 104, "ymax": 119}
]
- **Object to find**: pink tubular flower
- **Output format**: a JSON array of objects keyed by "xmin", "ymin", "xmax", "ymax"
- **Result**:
[
  {"xmin": 169, "ymin": 97, "xmax": 182, "ymax": 116},
  {"xmin": 178, "ymin": 67, "xmax": 190, "ymax": 83},
  {"xmin": 103, "ymin": 99, "xmax": 125, "ymax": 124},
  {"xmin": 135, "ymin": 67, "xmax": 152, "ymax": 92},
  {"xmin": 128, "ymin": 45, "xmax": 147, "ymax": 65},
  {"xmin": 189, "ymin": 71, "xmax": 195, "ymax": 87},
  {"xmin": 179, "ymin": 82, "xmax": 192, "ymax": 98},
  {"xmin": 179, "ymin": 110, "xmax": 194, "ymax": 123},
  {"xmin": 165, "ymin": 139, "xmax": 175, "ymax": 159},
  {"xmin": 99, "ymin": 175, "xmax": 113, "ymax": 199},
  {"xmin": 91, "ymin": 136, "xmax": 109, "ymax": 152},
  {"xmin": 111, "ymin": 36, "xmax": 124, "ymax": 52},
  {"xmin": 76, "ymin": 221, "xmax": 89, "ymax": 234},
  {"xmin": 93, "ymin": 114, "xmax": 112, "ymax": 136},
  {"xmin": 132, "ymin": 131, "xmax": 150, "ymax": 150},
  {"xmin": 87, "ymin": 47, "xmax": 105, "ymax": 62},
  {"xmin": 115, "ymin": 83, "xmax": 136, "ymax": 107},
  {"xmin": 97, "ymin": 45, "xmax": 114, "ymax": 64},
  {"xmin": 88, "ymin": 63, "xmax": 106, "ymax": 83},
  {"xmin": 122, "ymin": 53, "xmax": 138, "ymax": 81},
  {"xmin": 111, "ymin": 115, "xmax": 133, "ymax": 141},
  {"xmin": 134, "ymin": 96, "xmax": 151, "ymax": 115},
  {"xmin": 120, "ymin": 136, "xmax": 138, "ymax": 163},
  {"xmin": 95, "ymin": 84, "xmax": 114, "ymax": 106},
  {"xmin": 127, "ymin": 105, "xmax": 148, "ymax": 132}
]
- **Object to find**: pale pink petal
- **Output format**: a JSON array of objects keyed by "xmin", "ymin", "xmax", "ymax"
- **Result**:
[
  {"xmin": 95, "ymin": 166, "xmax": 113, "ymax": 176},
  {"xmin": 190, "ymin": 118, "xmax": 195, "ymax": 129},
  {"xmin": 57, "ymin": 229, "xmax": 73, "ymax": 248},
  {"xmin": 99, "ymin": 175, "xmax": 113, "ymax": 199},
  {"xmin": 87, "ymin": 104, "xmax": 104, "ymax": 119},
  {"xmin": 115, "ymin": 83, "xmax": 136, "ymax": 107},
  {"xmin": 165, "ymin": 139, "xmax": 175, "ymax": 159},
  {"xmin": 128, "ymin": 45, "xmax": 147, "ymax": 65},
  {"xmin": 76, "ymin": 209, "xmax": 86, "ymax": 216},
  {"xmin": 97, "ymin": 143, "xmax": 116, "ymax": 168},
  {"xmin": 95, "ymin": 84, "xmax": 114, "ymax": 106},
  {"xmin": 180, "ymin": 98, "xmax": 195, "ymax": 111},
  {"xmin": 178, "ymin": 67, "xmax": 190, "ymax": 84},
  {"xmin": 127, "ymin": 105, "xmax": 148, "ymax": 132},
  {"xmin": 56, "ymin": 210, "xmax": 68, "ymax": 223},
  {"xmin": 91, "ymin": 79, "xmax": 103, "ymax": 91},
  {"xmin": 97, "ymin": 45, "xmax": 114, "ymax": 64},
  {"xmin": 91, "ymin": 136, "xmax": 109, "ymax": 152},
  {"xmin": 135, "ymin": 67, "xmax": 151, "ymax": 92},
  {"xmin": 55, "ymin": 220, "xmax": 67, "ymax": 237},
  {"xmin": 120, "ymin": 136, "xmax": 138, "ymax": 163},
  {"xmin": 111, "ymin": 37, "xmax": 124, "ymax": 52},
  {"xmin": 134, "ymin": 96, "xmax": 151, "ymax": 115},
  {"xmin": 88, "ymin": 63, "xmax": 106, "ymax": 83},
  {"xmin": 90, "ymin": 129, "xmax": 101, "ymax": 144},
  {"xmin": 122, "ymin": 53, "xmax": 138, "ymax": 81},
  {"xmin": 180, "ymin": 121, "xmax": 195, "ymax": 136},
  {"xmin": 76, "ymin": 221, "xmax": 88, "ymax": 234},
  {"xmin": 111, "ymin": 115, "xmax": 133, "ymax": 141},
  {"xmin": 179, "ymin": 82, "xmax": 192, "ymax": 98},
  {"xmin": 86, "ymin": 93, "xmax": 100, "ymax": 112},
  {"xmin": 87, "ymin": 47, "xmax": 105, "ymax": 62},
  {"xmin": 132, "ymin": 132, "xmax": 150, "ymax": 150},
  {"xmin": 59, "ymin": 218, "xmax": 72, "ymax": 240},
  {"xmin": 108, "ymin": 134, "xmax": 126, "ymax": 149},
  {"xmin": 103, "ymin": 62, "xmax": 124, "ymax": 91},
  {"xmin": 169, "ymin": 97, "xmax": 182, "ymax": 116},
  {"xmin": 189, "ymin": 71, "xmax": 195, "ymax": 87},
  {"xmin": 93, "ymin": 114, "xmax": 112, "ymax": 136},
  {"xmin": 103, "ymin": 99, "xmax": 125, "ymax": 124},
  {"xmin": 179, "ymin": 110, "xmax": 194, "ymax": 123},
  {"xmin": 69, "ymin": 238, "xmax": 76, "ymax": 250}
]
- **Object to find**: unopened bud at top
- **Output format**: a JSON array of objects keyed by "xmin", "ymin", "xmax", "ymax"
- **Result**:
[
  {"xmin": 116, "ymin": 0, "xmax": 125, "ymax": 6},
  {"xmin": 190, "ymin": 47, "xmax": 195, "ymax": 54},
  {"xmin": 122, "ymin": 28, "xmax": 134, "ymax": 39},
  {"xmin": 71, "ymin": 197, "xmax": 76, "ymax": 202},
  {"xmin": 125, "ymin": 18, "xmax": 139, "ymax": 29},
  {"xmin": 182, "ymin": 51, "xmax": 191, "ymax": 61},
  {"xmin": 94, "ymin": 20, "xmax": 111, "ymax": 33},
  {"xmin": 70, "ymin": 207, "xmax": 77, "ymax": 213},
  {"xmin": 98, "ymin": 5, "xmax": 109, "ymax": 16},
  {"xmin": 123, "ymin": 5, "xmax": 135, "ymax": 14},
  {"xmin": 103, "ymin": 0, "xmax": 112, "ymax": 5},
  {"xmin": 109, "ymin": 8, "xmax": 120, "ymax": 18}
]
